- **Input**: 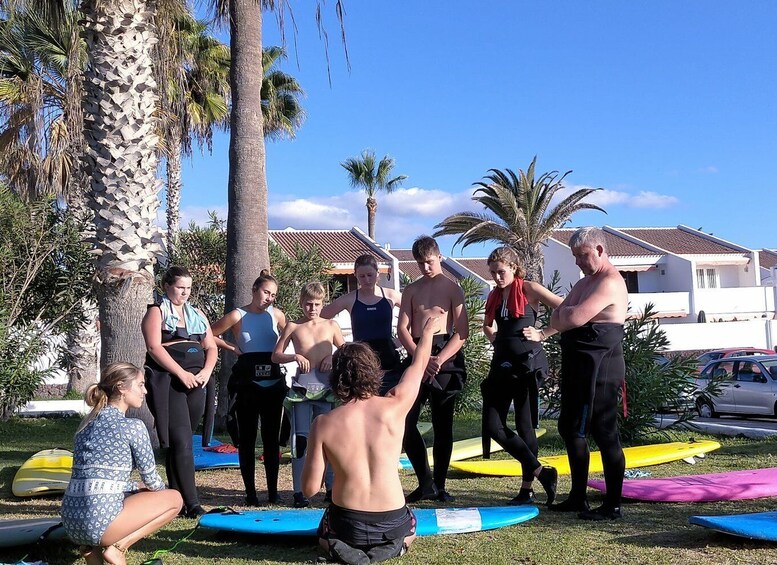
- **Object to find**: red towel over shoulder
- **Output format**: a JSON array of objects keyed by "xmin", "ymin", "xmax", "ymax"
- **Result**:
[{"xmin": 484, "ymin": 279, "xmax": 529, "ymax": 325}]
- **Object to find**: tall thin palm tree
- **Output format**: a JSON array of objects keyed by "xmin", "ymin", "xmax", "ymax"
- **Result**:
[
  {"xmin": 341, "ymin": 149, "xmax": 406, "ymax": 240},
  {"xmin": 434, "ymin": 156, "xmax": 605, "ymax": 282},
  {"xmin": 163, "ymin": 12, "xmax": 230, "ymax": 256}
]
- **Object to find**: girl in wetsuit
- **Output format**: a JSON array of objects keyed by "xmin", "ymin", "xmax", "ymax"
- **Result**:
[
  {"xmin": 141, "ymin": 266, "xmax": 218, "ymax": 518},
  {"xmin": 212, "ymin": 271, "xmax": 287, "ymax": 505},
  {"xmin": 322, "ymin": 254, "xmax": 402, "ymax": 395},
  {"xmin": 481, "ymin": 246, "xmax": 563, "ymax": 506},
  {"xmin": 62, "ymin": 362, "xmax": 182, "ymax": 565}
]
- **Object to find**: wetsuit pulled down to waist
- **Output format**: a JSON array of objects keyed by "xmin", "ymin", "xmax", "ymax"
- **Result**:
[
  {"xmin": 558, "ymin": 322, "xmax": 625, "ymax": 438},
  {"xmin": 410, "ymin": 333, "xmax": 466, "ymax": 396},
  {"xmin": 318, "ymin": 504, "xmax": 416, "ymax": 565},
  {"xmin": 145, "ymin": 341, "xmax": 205, "ymax": 448},
  {"xmin": 228, "ymin": 351, "xmax": 284, "ymax": 391}
]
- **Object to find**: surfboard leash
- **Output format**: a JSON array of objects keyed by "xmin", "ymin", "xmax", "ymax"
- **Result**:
[{"xmin": 138, "ymin": 506, "xmax": 239, "ymax": 565}]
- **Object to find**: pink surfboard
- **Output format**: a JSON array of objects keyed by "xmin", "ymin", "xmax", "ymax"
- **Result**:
[{"xmin": 588, "ymin": 467, "xmax": 777, "ymax": 502}]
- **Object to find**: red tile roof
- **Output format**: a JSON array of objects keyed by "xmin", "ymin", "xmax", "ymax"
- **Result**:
[
  {"xmin": 760, "ymin": 249, "xmax": 777, "ymax": 270},
  {"xmin": 269, "ymin": 229, "xmax": 387, "ymax": 265},
  {"xmin": 387, "ymin": 249, "xmax": 458, "ymax": 282},
  {"xmin": 552, "ymin": 229, "xmax": 658, "ymax": 257},
  {"xmin": 617, "ymin": 228, "xmax": 742, "ymax": 254},
  {"xmin": 451, "ymin": 258, "xmax": 492, "ymax": 281}
]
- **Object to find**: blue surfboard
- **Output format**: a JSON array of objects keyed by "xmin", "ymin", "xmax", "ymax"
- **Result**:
[
  {"xmin": 689, "ymin": 511, "xmax": 777, "ymax": 541},
  {"xmin": 193, "ymin": 434, "xmax": 240, "ymax": 471},
  {"xmin": 199, "ymin": 505, "xmax": 538, "ymax": 537}
]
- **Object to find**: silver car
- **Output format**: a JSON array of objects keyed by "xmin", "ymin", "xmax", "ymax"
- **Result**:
[{"xmin": 694, "ymin": 355, "xmax": 777, "ymax": 417}]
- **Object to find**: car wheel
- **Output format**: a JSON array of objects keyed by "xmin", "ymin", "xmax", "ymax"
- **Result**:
[{"xmin": 696, "ymin": 398, "xmax": 717, "ymax": 419}]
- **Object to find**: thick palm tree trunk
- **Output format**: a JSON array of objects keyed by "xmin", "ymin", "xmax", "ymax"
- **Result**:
[
  {"xmin": 81, "ymin": 0, "xmax": 162, "ymax": 438},
  {"xmin": 220, "ymin": 0, "xmax": 270, "ymax": 429},
  {"xmin": 166, "ymin": 129, "xmax": 183, "ymax": 258},
  {"xmin": 366, "ymin": 196, "xmax": 377, "ymax": 240}
]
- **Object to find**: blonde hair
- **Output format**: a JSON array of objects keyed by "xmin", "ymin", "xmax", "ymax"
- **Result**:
[
  {"xmin": 487, "ymin": 246, "xmax": 526, "ymax": 279},
  {"xmin": 300, "ymin": 281, "xmax": 325, "ymax": 302},
  {"xmin": 76, "ymin": 362, "xmax": 142, "ymax": 434}
]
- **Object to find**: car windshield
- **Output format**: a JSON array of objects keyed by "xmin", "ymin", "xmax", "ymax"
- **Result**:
[
  {"xmin": 699, "ymin": 352, "xmax": 723, "ymax": 365},
  {"xmin": 762, "ymin": 360, "xmax": 777, "ymax": 378}
]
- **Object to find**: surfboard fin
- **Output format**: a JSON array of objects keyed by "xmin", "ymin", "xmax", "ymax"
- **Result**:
[{"xmin": 682, "ymin": 456, "xmax": 696, "ymax": 465}]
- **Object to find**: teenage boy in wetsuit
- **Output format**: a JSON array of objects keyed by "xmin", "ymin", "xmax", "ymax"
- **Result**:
[
  {"xmin": 549, "ymin": 226, "xmax": 628, "ymax": 520},
  {"xmin": 273, "ymin": 282, "xmax": 346, "ymax": 508},
  {"xmin": 302, "ymin": 317, "xmax": 440, "ymax": 565},
  {"xmin": 397, "ymin": 235, "xmax": 469, "ymax": 503}
]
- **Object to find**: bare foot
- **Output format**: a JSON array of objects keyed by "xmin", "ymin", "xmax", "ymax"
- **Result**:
[{"xmin": 101, "ymin": 545, "xmax": 126, "ymax": 565}]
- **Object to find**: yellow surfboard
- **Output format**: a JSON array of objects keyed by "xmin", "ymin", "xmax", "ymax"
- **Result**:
[
  {"xmin": 12, "ymin": 449, "xmax": 73, "ymax": 497},
  {"xmin": 399, "ymin": 428, "xmax": 547, "ymax": 470},
  {"xmin": 449, "ymin": 440, "xmax": 721, "ymax": 477}
]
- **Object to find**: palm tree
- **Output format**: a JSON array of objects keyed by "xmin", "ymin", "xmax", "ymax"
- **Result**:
[
  {"xmin": 341, "ymin": 149, "xmax": 407, "ymax": 240},
  {"xmin": 0, "ymin": 3, "xmax": 103, "ymax": 393},
  {"xmin": 261, "ymin": 45, "xmax": 305, "ymax": 140},
  {"xmin": 162, "ymin": 12, "xmax": 230, "ymax": 256},
  {"xmin": 80, "ymin": 0, "xmax": 163, "ymax": 367},
  {"xmin": 434, "ymin": 156, "xmax": 605, "ymax": 282}
]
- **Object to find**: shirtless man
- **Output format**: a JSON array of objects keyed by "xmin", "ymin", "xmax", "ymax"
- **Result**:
[
  {"xmin": 397, "ymin": 235, "xmax": 469, "ymax": 503},
  {"xmin": 303, "ymin": 317, "xmax": 439, "ymax": 564},
  {"xmin": 273, "ymin": 282, "xmax": 346, "ymax": 508},
  {"xmin": 549, "ymin": 227, "xmax": 628, "ymax": 520}
]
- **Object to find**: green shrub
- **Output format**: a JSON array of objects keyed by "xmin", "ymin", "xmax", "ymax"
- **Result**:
[
  {"xmin": 0, "ymin": 189, "xmax": 91, "ymax": 418},
  {"xmin": 456, "ymin": 277, "xmax": 491, "ymax": 414}
]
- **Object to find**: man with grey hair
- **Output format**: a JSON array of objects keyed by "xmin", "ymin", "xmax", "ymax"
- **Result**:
[{"xmin": 549, "ymin": 227, "xmax": 628, "ymax": 520}]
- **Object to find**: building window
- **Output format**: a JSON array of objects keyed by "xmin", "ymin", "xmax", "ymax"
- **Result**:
[
  {"xmin": 696, "ymin": 268, "xmax": 718, "ymax": 289},
  {"xmin": 620, "ymin": 271, "xmax": 639, "ymax": 293}
]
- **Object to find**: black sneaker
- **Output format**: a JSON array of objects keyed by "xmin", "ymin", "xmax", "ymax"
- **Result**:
[
  {"xmin": 508, "ymin": 488, "xmax": 536, "ymax": 506},
  {"xmin": 184, "ymin": 505, "xmax": 206, "ymax": 518},
  {"xmin": 548, "ymin": 497, "xmax": 590, "ymax": 513},
  {"xmin": 268, "ymin": 492, "xmax": 279, "ymax": 504},
  {"xmin": 405, "ymin": 484, "xmax": 439, "ymax": 503},
  {"xmin": 293, "ymin": 492, "xmax": 310, "ymax": 508},
  {"xmin": 436, "ymin": 489, "xmax": 455, "ymax": 503},
  {"xmin": 579, "ymin": 504, "xmax": 623, "ymax": 521},
  {"xmin": 245, "ymin": 494, "xmax": 260, "ymax": 507}
]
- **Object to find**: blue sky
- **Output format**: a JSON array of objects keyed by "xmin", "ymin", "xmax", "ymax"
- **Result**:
[{"xmin": 178, "ymin": 1, "xmax": 776, "ymax": 257}]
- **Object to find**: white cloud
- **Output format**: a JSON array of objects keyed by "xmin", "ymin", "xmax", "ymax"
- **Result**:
[
  {"xmin": 562, "ymin": 185, "xmax": 679, "ymax": 210},
  {"xmin": 698, "ymin": 165, "xmax": 719, "ymax": 174}
]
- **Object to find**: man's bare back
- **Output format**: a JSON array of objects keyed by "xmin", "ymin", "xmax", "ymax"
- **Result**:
[{"xmin": 302, "ymin": 318, "xmax": 439, "ymax": 512}]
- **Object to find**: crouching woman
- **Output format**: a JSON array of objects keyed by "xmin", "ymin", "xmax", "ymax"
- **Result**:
[{"xmin": 61, "ymin": 363, "xmax": 183, "ymax": 565}]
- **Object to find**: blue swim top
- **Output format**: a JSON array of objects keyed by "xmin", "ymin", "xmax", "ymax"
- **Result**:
[
  {"xmin": 235, "ymin": 306, "xmax": 279, "ymax": 353},
  {"xmin": 351, "ymin": 288, "xmax": 394, "ymax": 342}
]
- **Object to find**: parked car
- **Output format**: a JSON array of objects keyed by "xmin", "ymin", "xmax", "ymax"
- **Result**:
[
  {"xmin": 694, "ymin": 355, "xmax": 777, "ymax": 418},
  {"xmin": 695, "ymin": 348, "xmax": 774, "ymax": 373}
]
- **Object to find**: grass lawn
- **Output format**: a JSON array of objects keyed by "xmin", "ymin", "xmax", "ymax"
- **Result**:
[{"xmin": 2, "ymin": 414, "xmax": 777, "ymax": 564}]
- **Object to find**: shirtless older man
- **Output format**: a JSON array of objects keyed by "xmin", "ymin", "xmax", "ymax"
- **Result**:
[
  {"xmin": 397, "ymin": 236, "xmax": 469, "ymax": 503},
  {"xmin": 302, "ymin": 317, "xmax": 439, "ymax": 564},
  {"xmin": 549, "ymin": 227, "xmax": 628, "ymax": 520}
]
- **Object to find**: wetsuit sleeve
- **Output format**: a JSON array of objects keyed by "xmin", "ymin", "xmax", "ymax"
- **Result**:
[{"xmin": 126, "ymin": 418, "xmax": 166, "ymax": 491}]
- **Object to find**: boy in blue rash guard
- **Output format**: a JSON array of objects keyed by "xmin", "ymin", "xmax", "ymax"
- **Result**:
[
  {"xmin": 322, "ymin": 254, "xmax": 403, "ymax": 395},
  {"xmin": 550, "ymin": 227, "xmax": 629, "ymax": 520},
  {"xmin": 273, "ymin": 282, "xmax": 346, "ymax": 508}
]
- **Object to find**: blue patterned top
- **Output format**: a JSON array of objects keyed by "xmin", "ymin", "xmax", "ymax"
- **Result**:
[{"xmin": 61, "ymin": 405, "xmax": 165, "ymax": 545}]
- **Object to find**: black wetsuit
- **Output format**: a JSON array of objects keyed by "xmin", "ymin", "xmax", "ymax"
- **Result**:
[
  {"xmin": 481, "ymin": 304, "xmax": 547, "ymax": 481},
  {"xmin": 351, "ymin": 288, "xmax": 401, "ymax": 395},
  {"xmin": 144, "ymin": 310, "xmax": 206, "ymax": 512},
  {"xmin": 225, "ymin": 307, "xmax": 287, "ymax": 503},
  {"xmin": 403, "ymin": 334, "xmax": 466, "ymax": 493},
  {"xmin": 558, "ymin": 322, "xmax": 626, "ymax": 507}
]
